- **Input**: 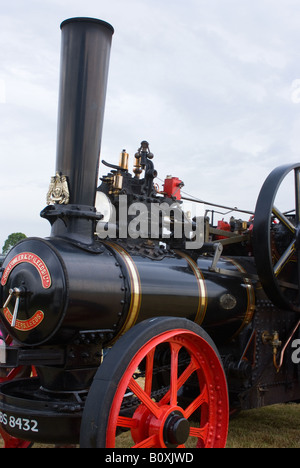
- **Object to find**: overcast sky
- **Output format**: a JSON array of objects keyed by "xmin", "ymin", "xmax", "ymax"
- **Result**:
[{"xmin": 1, "ymin": 0, "xmax": 300, "ymax": 250}]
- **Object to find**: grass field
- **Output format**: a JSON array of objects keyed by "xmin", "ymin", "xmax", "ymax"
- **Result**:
[{"xmin": 226, "ymin": 404, "xmax": 300, "ymax": 448}]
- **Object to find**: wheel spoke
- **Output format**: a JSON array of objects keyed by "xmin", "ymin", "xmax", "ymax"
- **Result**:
[
  {"xmin": 189, "ymin": 423, "xmax": 209, "ymax": 441},
  {"xmin": 159, "ymin": 355, "xmax": 198, "ymax": 406},
  {"xmin": 185, "ymin": 384, "xmax": 209, "ymax": 418},
  {"xmin": 144, "ymin": 347, "xmax": 155, "ymax": 396},
  {"xmin": 274, "ymin": 240, "xmax": 296, "ymax": 277},
  {"xmin": 132, "ymin": 435, "xmax": 158, "ymax": 448},
  {"xmin": 170, "ymin": 342, "xmax": 181, "ymax": 406},
  {"xmin": 128, "ymin": 377, "xmax": 161, "ymax": 419},
  {"xmin": 5, "ymin": 367, "xmax": 23, "ymax": 381},
  {"xmin": 272, "ymin": 206, "xmax": 296, "ymax": 234},
  {"xmin": 116, "ymin": 416, "xmax": 138, "ymax": 429}
]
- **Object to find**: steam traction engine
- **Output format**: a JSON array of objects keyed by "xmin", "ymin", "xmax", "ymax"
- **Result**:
[{"xmin": 1, "ymin": 18, "xmax": 300, "ymax": 449}]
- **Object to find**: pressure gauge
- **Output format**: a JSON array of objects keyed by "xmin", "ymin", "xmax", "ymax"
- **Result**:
[{"xmin": 95, "ymin": 191, "xmax": 113, "ymax": 223}]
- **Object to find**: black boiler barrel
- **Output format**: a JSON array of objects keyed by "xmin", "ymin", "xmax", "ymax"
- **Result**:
[
  {"xmin": 55, "ymin": 18, "xmax": 114, "ymax": 207},
  {"xmin": 0, "ymin": 237, "xmax": 255, "ymax": 347}
]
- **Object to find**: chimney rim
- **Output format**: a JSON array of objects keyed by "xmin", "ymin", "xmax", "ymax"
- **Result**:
[{"xmin": 60, "ymin": 17, "xmax": 114, "ymax": 34}]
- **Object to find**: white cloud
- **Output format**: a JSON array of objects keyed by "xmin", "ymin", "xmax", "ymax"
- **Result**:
[
  {"xmin": 291, "ymin": 79, "xmax": 300, "ymax": 104},
  {"xmin": 0, "ymin": 79, "xmax": 5, "ymax": 103}
]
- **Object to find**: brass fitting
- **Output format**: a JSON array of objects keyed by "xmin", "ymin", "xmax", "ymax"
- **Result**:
[{"xmin": 262, "ymin": 331, "xmax": 282, "ymax": 372}]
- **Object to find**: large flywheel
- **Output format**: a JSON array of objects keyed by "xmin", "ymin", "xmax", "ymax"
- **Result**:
[
  {"xmin": 80, "ymin": 317, "xmax": 229, "ymax": 448},
  {"xmin": 253, "ymin": 163, "xmax": 300, "ymax": 312}
]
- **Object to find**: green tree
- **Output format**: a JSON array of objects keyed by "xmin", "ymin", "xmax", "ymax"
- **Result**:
[{"xmin": 2, "ymin": 233, "xmax": 27, "ymax": 255}]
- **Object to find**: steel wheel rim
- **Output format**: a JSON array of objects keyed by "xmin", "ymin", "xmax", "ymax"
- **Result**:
[
  {"xmin": 253, "ymin": 163, "xmax": 300, "ymax": 312},
  {"xmin": 105, "ymin": 328, "xmax": 228, "ymax": 448}
]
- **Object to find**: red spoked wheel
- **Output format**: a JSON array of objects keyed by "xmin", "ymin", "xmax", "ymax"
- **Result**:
[
  {"xmin": 0, "ymin": 367, "xmax": 35, "ymax": 448},
  {"xmin": 0, "ymin": 334, "xmax": 34, "ymax": 448},
  {"xmin": 80, "ymin": 317, "xmax": 229, "ymax": 448}
]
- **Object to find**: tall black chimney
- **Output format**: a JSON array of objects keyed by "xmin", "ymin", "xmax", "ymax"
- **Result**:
[{"xmin": 41, "ymin": 17, "xmax": 114, "ymax": 244}]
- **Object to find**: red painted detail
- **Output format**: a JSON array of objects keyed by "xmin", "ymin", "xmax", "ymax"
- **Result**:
[
  {"xmin": 3, "ymin": 308, "xmax": 44, "ymax": 332},
  {"xmin": 105, "ymin": 329, "xmax": 229, "ymax": 448},
  {"xmin": 1, "ymin": 252, "xmax": 51, "ymax": 289},
  {"xmin": 0, "ymin": 365, "xmax": 35, "ymax": 448},
  {"xmin": 215, "ymin": 219, "xmax": 231, "ymax": 240},
  {"xmin": 163, "ymin": 177, "xmax": 183, "ymax": 200}
]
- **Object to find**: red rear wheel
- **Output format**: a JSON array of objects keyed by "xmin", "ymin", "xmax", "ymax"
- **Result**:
[
  {"xmin": 0, "ymin": 366, "xmax": 34, "ymax": 448},
  {"xmin": 80, "ymin": 317, "xmax": 229, "ymax": 448},
  {"xmin": 0, "ymin": 333, "xmax": 33, "ymax": 448}
]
